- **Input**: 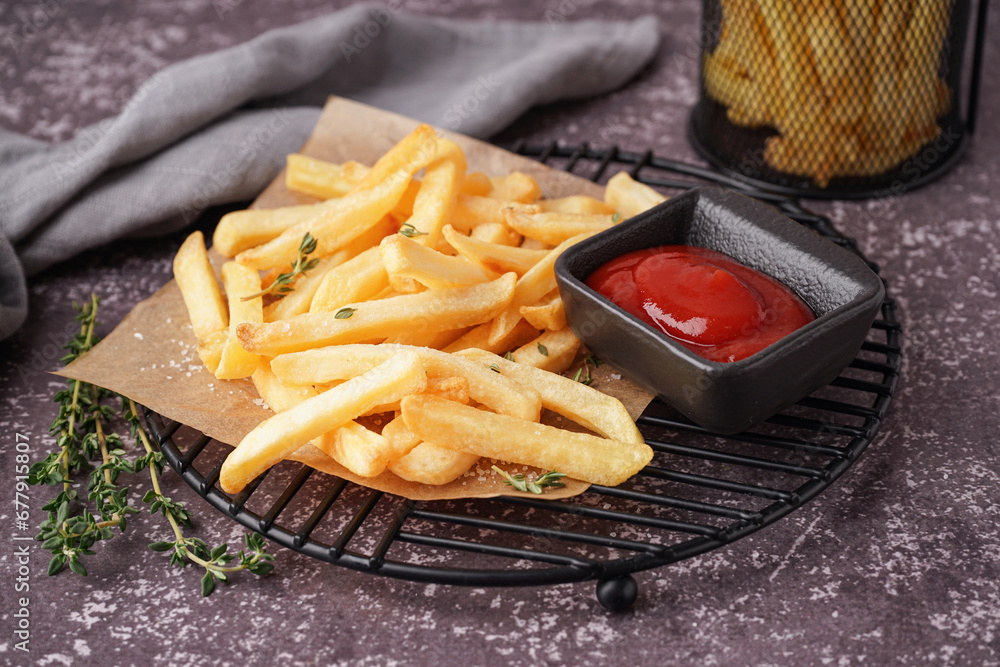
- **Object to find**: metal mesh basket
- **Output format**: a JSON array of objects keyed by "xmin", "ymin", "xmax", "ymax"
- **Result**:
[{"xmin": 689, "ymin": 0, "xmax": 988, "ymax": 198}]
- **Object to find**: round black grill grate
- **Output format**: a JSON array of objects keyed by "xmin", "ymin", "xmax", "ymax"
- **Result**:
[{"xmin": 145, "ymin": 143, "xmax": 901, "ymax": 611}]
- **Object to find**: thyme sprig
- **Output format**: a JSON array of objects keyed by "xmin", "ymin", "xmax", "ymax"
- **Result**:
[
  {"xmin": 572, "ymin": 353, "xmax": 604, "ymax": 386},
  {"xmin": 29, "ymin": 295, "xmax": 275, "ymax": 595},
  {"xmin": 492, "ymin": 465, "xmax": 567, "ymax": 494},
  {"xmin": 241, "ymin": 232, "xmax": 319, "ymax": 301}
]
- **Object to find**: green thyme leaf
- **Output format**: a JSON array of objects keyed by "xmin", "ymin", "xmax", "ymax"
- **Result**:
[
  {"xmin": 398, "ymin": 222, "xmax": 427, "ymax": 238},
  {"xmin": 611, "ymin": 212, "xmax": 622, "ymax": 223},
  {"xmin": 335, "ymin": 307, "xmax": 357, "ymax": 319},
  {"xmin": 537, "ymin": 343, "xmax": 548, "ymax": 356},
  {"xmin": 242, "ymin": 232, "xmax": 320, "ymax": 301}
]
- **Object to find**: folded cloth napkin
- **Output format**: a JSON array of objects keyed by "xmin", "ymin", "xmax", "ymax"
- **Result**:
[{"xmin": 0, "ymin": 4, "xmax": 659, "ymax": 340}]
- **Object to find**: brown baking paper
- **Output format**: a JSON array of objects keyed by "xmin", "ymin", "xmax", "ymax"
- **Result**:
[{"xmin": 56, "ymin": 96, "xmax": 655, "ymax": 501}]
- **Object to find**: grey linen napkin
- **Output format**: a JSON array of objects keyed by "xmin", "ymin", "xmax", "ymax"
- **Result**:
[{"xmin": 0, "ymin": 5, "xmax": 659, "ymax": 341}]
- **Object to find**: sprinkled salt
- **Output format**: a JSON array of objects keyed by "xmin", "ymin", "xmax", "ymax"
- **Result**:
[
  {"xmin": 611, "ymin": 373, "xmax": 621, "ymax": 380},
  {"xmin": 134, "ymin": 332, "xmax": 144, "ymax": 340}
]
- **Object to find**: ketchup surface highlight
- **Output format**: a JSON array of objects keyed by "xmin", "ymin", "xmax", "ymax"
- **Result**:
[{"xmin": 585, "ymin": 245, "xmax": 814, "ymax": 363}]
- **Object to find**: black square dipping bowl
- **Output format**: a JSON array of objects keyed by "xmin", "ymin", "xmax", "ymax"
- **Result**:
[{"xmin": 555, "ymin": 186, "xmax": 885, "ymax": 435}]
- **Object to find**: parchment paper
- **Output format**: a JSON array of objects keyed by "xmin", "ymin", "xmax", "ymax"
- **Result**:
[{"xmin": 57, "ymin": 96, "xmax": 655, "ymax": 501}]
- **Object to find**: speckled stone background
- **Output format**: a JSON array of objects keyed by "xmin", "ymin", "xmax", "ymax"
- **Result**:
[{"xmin": 1, "ymin": 1, "xmax": 998, "ymax": 665}]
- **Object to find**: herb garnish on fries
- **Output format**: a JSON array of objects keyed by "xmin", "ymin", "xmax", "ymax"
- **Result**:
[{"xmin": 172, "ymin": 124, "xmax": 664, "ymax": 494}]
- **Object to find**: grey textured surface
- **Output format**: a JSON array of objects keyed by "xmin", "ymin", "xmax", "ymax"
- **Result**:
[{"xmin": 1, "ymin": 1, "xmax": 999, "ymax": 665}]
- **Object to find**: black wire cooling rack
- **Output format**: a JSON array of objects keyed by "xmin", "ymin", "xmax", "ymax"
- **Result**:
[{"xmin": 145, "ymin": 143, "xmax": 901, "ymax": 611}]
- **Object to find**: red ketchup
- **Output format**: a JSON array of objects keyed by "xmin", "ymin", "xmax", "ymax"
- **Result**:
[{"xmin": 586, "ymin": 245, "xmax": 814, "ymax": 362}]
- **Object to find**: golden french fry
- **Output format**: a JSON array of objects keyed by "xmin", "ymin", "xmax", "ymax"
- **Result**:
[
  {"xmin": 468, "ymin": 222, "xmax": 522, "ymax": 247},
  {"xmin": 348, "ymin": 124, "xmax": 438, "ymax": 193},
  {"xmin": 238, "ymin": 273, "xmax": 516, "ymax": 356},
  {"xmin": 237, "ymin": 126, "xmax": 439, "ymax": 270},
  {"xmin": 538, "ymin": 195, "xmax": 615, "ymax": 215},
  {"xmin": 404, "ymin": 139, "xmax": 465, "ymax": 249},
  {"xmin": 216, "ymin": 261, "xmax": 262, "ymax": 380},
  {"xmin": 488, "ymin": 233, "xmax": 594, "ymax": 346},
  {"xmin": 173, "ymin": 231, "xmax": 228, "ymax": 341},
  {"xmin": 285, "ymin": 154, "xmax": 355, "ymax": 199},
  {"xmin": 251, "ymin": 357, "xmax": 318, "ymax": 413},
  {"xmin": 388, "ymin": 442, "xmax": 480, "ymax": 485},
  {"xmin": 457, "ymin": 348, "xmax": 644, "ymax": 444},
  {"xmin": 442, "ymin": 224, "xmax": 548, "ymax": 276},
  {"xmin": 379, "ymin": 233, "xmax": 499, "ymax": 290},
  {"xmin": 263, "ymin": 250, "xmax": 349, "ymax": 322},
  {"xmin": 310, "ymin": 246, "xmax": 389, "ymax": 314},
  {"xmin": 314, "ymin": 421, "xmax": 393, "ymax": 478},
  {"xmin": 460, "ymin": 171, "xmax": 492, "ymax": 197},
  {"xmin": 451, "ymin": 196, "xmax": 537, "ymax": 233},
  {"xmin": 381, "ymin": 413, "xmax": 421, "ymax": 459},
  {"xmin": 213, "ymin": 200, "xmax": 339, "ymax": 257},
  {"xmin": 384, "ymin": 326, "xmax": 470, "ymax": 349},
  {"xmin": 196, "ymin": 330, "xmax": 227, "ymax": 375},
  {"xmin": 270, "ymin": 343, "xmax": 542, "ymax": 421},
  {"xmin": 401, "ymin": 394, "xmax": 653, "ymax": 487},
  {"xmin": 604, "ymin": 172, "xmax": 666, "ymax": 219},
  {"xmin": 442, "ymin": 318, "xmax": 539, "ymax": 355},
  {"xmin": 219, "ymin": 351, "xmax": 427, "ymax": 493},
  {"xmin": 510, "ymin": 327, "xmax": 580, "ymax": 374},
  {"xmin": 519, "ymin": 291, "xmax": 566, "ymax": 331},
  {"xmin": 502, "ymin": 208, "xmax": 615, "ymax": 246},
  {"xmin": 364, "ymin": 375, "xmax": 471, "ymax": 416},
  {"xmin": 487, "ymin": 171, "xmax": 541, "ymax": 203}
]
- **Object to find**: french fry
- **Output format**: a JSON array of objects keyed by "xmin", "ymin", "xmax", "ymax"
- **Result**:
[
  {"xmin": 213, "ymin": 200, "xmax": 339, "ymax": 257},
  {"xmin": 388, "ymin": 442, "xmax": 480, "ymax": 485},
  {"xmin": 196, "ymin": 331, "xmax": 227, "ymax": 375},
  {"xmin": 173, "ymin": 231, "xmax": 228, "ymax": 342},
  {"xmin": 237, "ymin": 125, "xmax": 439, "ymax": 269},
  {"xmin": 401, "ymin": 394, "xmax": 653, "ymax": 487},
  {"xmin": 604, "ymin": 172, "xmax": 667, "ymax": 219},
  {"xmin": 384, "ymin": 326, "xmax": 470, "ymax": 349},
  {"xmin": 348, "ymin": 124, "xmax": 439, "ymax": 193},
  {"xmin": 510, "ymin": 327, "xmax": 580, "ymax": 374},
  {"xmin": 285, "ymin": 154, "xmax": 355, "ymax": 199},
  {"xmin": 442, "ymin": 318, "xmax": 539, "ymax": 355},
  {"xmin": 263, "ymin": 250, "xmax": 349, "ymax": 322},
  {"xmin": 379, "ymin": 233, "xmax": 499, "ymax": 289},
  {"xmin": 219, "ymin": 351, "xmax": 427, "ymax": 493},
  {"xmin": 215, "ymin": 261, "xmax": 262, "ymax": 380},
  {"xmin": 251, "ymin": 357, "xmax": 318, "ymax": 413},
  {"xmin": 381, "ymin": 413, "xmax": 421, "ymax": 459},
  {"xmin": 456, "ymin": 349, "xmax": 645, "ymax": 444},
  {"xmin": 487, "ymin": 171, "xmax": 541, "ymax": 203},
  {"xmin": 460, "ymin": 171, "xmax": 493, "ymax": 197},
  {"xmin": 269, "ymin": 343, "xmax": 542, "ymax": 421},
  {"xmin": 442, "ymin": 224, "xmax": 549, "ymax": 276},
  {"xmin": 538, "ymin": 195, "xmax": 615, "ymax": 215},
  {"xmin": 488, "ymin": 233, "xmax": 594, "ymax": 346},
  {"xmin": 364, "ymin": 375, "xmax": 471, "ymax": 416},
  {"xmin": 519, "ymin": 291, "xmax": 566, "ymax": 331},
  {"xmin": 310, "ymin": 246, "xmax": 389, "ymax": 314},
  {"xmin": 404, "ymin": 140, "xmax": 465, "ymax": 249},
  {"xmin": 314, "ymin": 421, "xmax": 393, "ymax": 477},
  {"xmin": 502, "ymin": 209, "xmax": 616, "ymax": 246},
  {"xmin": 468, "ymin": 222, "xmax": 522, "ymax": 247},
  {"xmin": 451, "ymin": 196, "xmax": 536, "ymax": 233}
]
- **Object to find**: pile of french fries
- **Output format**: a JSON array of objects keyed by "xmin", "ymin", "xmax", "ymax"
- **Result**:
[
  {"xmin": 172, "ymin": 124, "xmax": 667, "ymax": 495},
  {"xmin": 704, "ymin": 0, "xmax": 952, "ymax": 186}
]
